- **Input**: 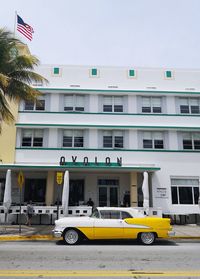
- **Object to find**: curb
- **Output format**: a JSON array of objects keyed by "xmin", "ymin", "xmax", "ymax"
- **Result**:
[
  {"xmin": 0, "ymin": 235, "xmax": 61, "ymax": 241},
  {"xmin": 170, "ymin": 236, "xmax": 200, "ymax": 240},
  {"xmin": 0, "ymin": 235, "xmax": 200, "ymax": 241}
]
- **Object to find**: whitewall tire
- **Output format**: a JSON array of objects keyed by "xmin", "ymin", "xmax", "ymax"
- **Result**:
[
  {"xmin": 63, "ymin": 229, "xmax": 81, "ymax": 245},
  {"xmin": 139, "ymin": 232, "xmax": 155, "ymax": 245}
]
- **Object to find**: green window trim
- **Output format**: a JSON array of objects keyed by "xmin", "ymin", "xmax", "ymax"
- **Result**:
[
  {"xmin": 91, "ymin": 68, "xmax": 98, "ymax": 76},
  {"xmin": 165, "ymin": 70, "xmax": 172, "ymax": 78},
  {"xmin": 34, "ymin": 87, "xmax": 200, "ymax": 95},
  {"xmin": 129, "ymin": 69, "xmax": 135, "ymax": 77},
  {"xmin": 15, "ymin": 123, "xmax": 200, "ymax": 130},
  {"xmin": 0, "ymin": 164, "xmax": 161, "ymax": 171},
  {"xmin": 53, "ymin": 67, "xmax": 60, "ymax": 75},
  {"xmin": 15, "ymin": 147, "xmax": 200, "ymax": 153},
  {"xmin": 18, "ymin": 110, "xmax": 200, "ymax": 117}
]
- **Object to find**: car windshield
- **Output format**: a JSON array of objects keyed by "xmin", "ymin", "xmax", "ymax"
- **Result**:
[{"xmin": 90, "ymin": 209, "xmax": 100, "ymax": 218}]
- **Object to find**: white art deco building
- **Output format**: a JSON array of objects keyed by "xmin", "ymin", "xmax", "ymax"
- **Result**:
[{"xmin": 0, "ymin": 65, "xmax": 200, "ymax": 224}]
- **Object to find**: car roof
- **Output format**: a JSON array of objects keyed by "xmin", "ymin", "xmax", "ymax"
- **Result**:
[
  {"xmin": 96, "ymin": 207, "xmax": 131, "ymax": 211},
  {"xmin": 96, "ymin": 207, "xmax": 145, "ymax": 217}
]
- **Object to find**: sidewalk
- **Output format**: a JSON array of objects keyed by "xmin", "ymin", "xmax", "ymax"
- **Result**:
[
  {"xmin": 0, "ymin": 224, "xmax": 200, "ymax": 241},
  {"xmin": 0, "ymin": 225, "xmax": 55, "ymax": 241}
]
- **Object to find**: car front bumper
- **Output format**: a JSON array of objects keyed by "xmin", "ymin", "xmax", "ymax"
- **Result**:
[{"xmin": 52, "ymin": 229, "xmax": 63, "ymax": 238}]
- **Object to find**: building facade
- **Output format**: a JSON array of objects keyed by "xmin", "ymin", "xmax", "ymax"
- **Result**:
[{"xmin": 0, "ymin": 65, "xmax": 200, "ymax": 224}]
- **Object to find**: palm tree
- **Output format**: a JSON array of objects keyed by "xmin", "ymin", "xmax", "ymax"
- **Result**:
[{"xmin": 0, "ymin": 28, "xmax": 48, "ymax": 127}]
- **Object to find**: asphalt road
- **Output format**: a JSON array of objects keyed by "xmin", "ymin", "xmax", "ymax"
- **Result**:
[{"xmin": 0, "ymin": 239, "xmax": 200, "ymax": 278}]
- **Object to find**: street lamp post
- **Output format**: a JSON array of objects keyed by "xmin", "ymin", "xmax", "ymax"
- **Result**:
[{"xmin": 17, "ymin": 171, "xmax": 24, "ymax": 234}]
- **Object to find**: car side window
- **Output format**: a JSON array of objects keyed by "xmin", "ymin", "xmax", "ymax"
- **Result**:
[
  {"xmin": 121, "ymin": 211, "xmax": 132, "ymax": 219},
  {"xmin": 100, "ymin": 210, "xmax": 120, "ymax": 219}
]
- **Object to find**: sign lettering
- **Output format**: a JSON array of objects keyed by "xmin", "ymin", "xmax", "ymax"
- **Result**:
[{"xmin": 59, "ymin": 156, "xmax": 122, "ymax": 166}]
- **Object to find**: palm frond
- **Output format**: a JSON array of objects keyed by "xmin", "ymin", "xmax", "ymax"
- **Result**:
[
  {"xmin": 5, "ymin": 79, "xmax": 40, "ymax": 101},
  {"xmin": 8, "ymin": 70, "xmax": 48, "ymax": 85},
  {"xmin": 0, "ymin": 28, "xmax": 48, "ymax": 131},
  {"xmin": 13, "ymin": 54, "xmax": 40, "ymax": 69},
  {"xmin": 0, "ymin": 90, "xmax": 14, "ymax": 123},
  {"xmin": 0, "ymin": 73, "xmax": 9, "ymax": 89}
]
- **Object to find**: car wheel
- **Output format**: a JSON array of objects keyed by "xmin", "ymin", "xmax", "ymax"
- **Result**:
[
  {"xmin": 63, "ymin": 229, "xmax": 81, "ymax": 245},
  {"xmin": 139, "ymin": 232, "xmax": 155, "ymax": 245}
]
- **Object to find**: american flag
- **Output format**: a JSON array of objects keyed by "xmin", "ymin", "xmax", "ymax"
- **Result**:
[{"xmin": 17, "ymin": 15, "xmax": 34, "ymax": 41}]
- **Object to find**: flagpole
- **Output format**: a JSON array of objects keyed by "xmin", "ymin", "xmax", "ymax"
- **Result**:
[{"xmin": 14, "ymin": 11, "xmax": 17, "ymax": 37}]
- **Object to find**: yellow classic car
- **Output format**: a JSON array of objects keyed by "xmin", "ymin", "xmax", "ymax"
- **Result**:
[{"xmin": 53, "ymin": 207, "xmax": 174, "ymax": 245}]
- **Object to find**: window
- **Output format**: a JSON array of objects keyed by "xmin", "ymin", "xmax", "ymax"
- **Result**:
[
  {"xmin": 103, "ymin": 96, "xmax": 123, "ymax": 112},
  {"xmin": 182, "ymin": 133, "xmax": 200, "ymax": 150},
  {"xmin": 0, "ymin": 179, "xmax": 5, "ymax": 204},
  {"xmin": 24, "ymin": 99, "xmax": 45, "ymax": 111},
  {"xmin": 69, "ymin": 179, "xmax": 84, "ymax": 206},
  {"xmin": 54, "ymin": 67, "xmax": 59, "ymax": 75},
  {"xmin": 24, "ymin": 179, "xmax": 46, "ymax": 204},
  {"xmin": 63, "ymin": 130, "xmax": 84, "ymax": 148},
  {"xmin": 100, "ymin": 210, "xmax": 120, "ymax": 219},
  {"xmin": 142, "ymin": 97, "xmax": 162, "ymax": 113},
  {"xmin": 52, "ymin": 67, "xmax": 62, "ymax": 76},
  {"xmin": 91, "ymin": 68, "xmax": 97, "ymax": 76},
  {"xmin": 98, "ymin": 179, "xmax": 119, "ymax": 207},
  {"xmin": 98, "ymin": 179, "xmax": 119, "ymax": 186},
  {"xmin": 165, "ymin": 70, "xmax": 173, "ymax": 79},
  {"xmin": 143, "ymin": 132, "xmax": 164, "ymax": 149},
  {"xmin": 22, "ymin": 129, "xmax": 44, "ymax": 147},
  {"xmin": 24, "ymin": 101, "xmax": 34, "ymax": 110},
  {"xmin": 99, "ymin": 210, "xmax": 132, "ymax": 219},
  {"xmin": 90, "ymin": 68, "xmax": 99, "ymax": 77},
  {"xmin": 171, "ymin": 178, "xmax": 199, "ymax": 205},
  {"xmin": 128, "ymin": 69, "xmax": 136, "ymax": 78},
  {"xmin": 121, "ymin": 211, "xmax": 132, "ymax": 219},
  {"xmin": 64, "ymin": 95, "xmax": 85, "ymax": 112},
  {"xmin": 103, "ymin": 131, "xmax": 124, "ymax": 148},
  {"xmin": 179, "ymin": 98, "xmax": 200, "ymax": 114}
]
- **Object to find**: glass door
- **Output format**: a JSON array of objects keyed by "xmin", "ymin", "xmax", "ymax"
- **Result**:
[
  {"xmin": 98, "ymin": 179, "xmax": 119, "ymax": 206},
  {"xmin": 99, "ymin": 187, "xmax": 107, "ymax": 206},
  {"xmin": 69, "ymin": 179, "xmax": 84, "ymax": 206},
  {"xmin": 110, "ymin": 187, "xmax": 118, "ymax": 206}
]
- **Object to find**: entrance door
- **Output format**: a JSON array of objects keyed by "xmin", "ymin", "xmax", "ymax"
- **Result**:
[
  {"xmin": 69, "ymin": 179, "xmax": 84, "ymax": 206},
  {"xmin": 98, "ymin": 179, "xmax": 119, "ymax": 206}
]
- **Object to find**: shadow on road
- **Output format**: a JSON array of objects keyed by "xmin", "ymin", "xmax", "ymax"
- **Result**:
[{"xmin": 56, "ymin": 239, "xmax": 177, "ymax": 246}]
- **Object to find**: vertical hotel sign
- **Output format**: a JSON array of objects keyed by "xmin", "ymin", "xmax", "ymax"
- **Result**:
[{"xmin": 18, "ymin": 171, "xmax": 24, "ymax": 189}]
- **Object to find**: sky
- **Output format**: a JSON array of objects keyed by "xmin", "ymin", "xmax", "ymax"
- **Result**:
[{"xmin": 1, "ymin": 0, "xmax": 200, "ymax": 69}]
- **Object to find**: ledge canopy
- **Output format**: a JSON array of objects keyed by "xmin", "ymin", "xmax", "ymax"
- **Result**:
[{"xmin": 0, "ymin": 164, "xmax": 160, "ymax": 172}]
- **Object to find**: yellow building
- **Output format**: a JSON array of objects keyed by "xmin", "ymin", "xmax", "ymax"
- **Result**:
[
  {"xmin": 0, "ymin": 101, "xmax": 18, "ymax": 163},
  {"xmin": 0, "ymin": 42, "xmax": 30, "ymax": 163}
]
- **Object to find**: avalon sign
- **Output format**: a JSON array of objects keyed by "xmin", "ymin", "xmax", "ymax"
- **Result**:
[{"xmin": 59, "ymin": 156, "xmax": 122, "ymax": 167}]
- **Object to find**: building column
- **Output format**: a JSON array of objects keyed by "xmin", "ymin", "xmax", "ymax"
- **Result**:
[
  {"xmin": 130, "ymin": 172, "xmax": 137, "ymax": 207},
  {"xmin": 45, "ymin": 171, "xmax": 55, "ymax": 206}
]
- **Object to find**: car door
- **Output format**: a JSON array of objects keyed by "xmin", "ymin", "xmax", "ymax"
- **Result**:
[
  {"xmin": 93, "ymin": 210, "xmax": 124, "ymax": 239},
  {"xmin": 121, "ymin": 211, "xmax": 140, "ymax": 239}
]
